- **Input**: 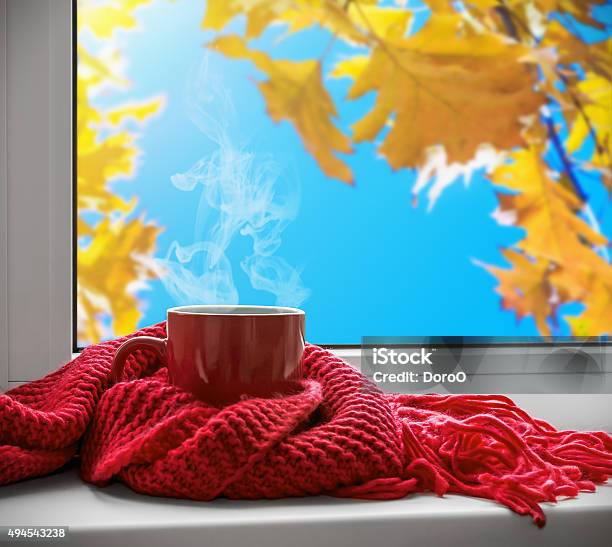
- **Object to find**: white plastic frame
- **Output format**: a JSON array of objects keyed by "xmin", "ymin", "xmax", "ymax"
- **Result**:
[{"xmin": 1, "ymin": 0, "xmax": 72, "ymax": 389}]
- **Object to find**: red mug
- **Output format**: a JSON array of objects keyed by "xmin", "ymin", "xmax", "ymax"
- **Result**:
[{"xmin": 111, "ymin": 305, "xmax": 306, "ymax": 407}]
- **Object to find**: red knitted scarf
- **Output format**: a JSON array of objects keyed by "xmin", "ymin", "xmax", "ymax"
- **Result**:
[{"xmin": 1, "ymin": 323, "xmax": 611, "ymax": 527}]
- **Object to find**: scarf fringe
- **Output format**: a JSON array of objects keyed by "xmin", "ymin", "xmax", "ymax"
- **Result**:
[{"xmin": 333, "ymin": 394, "xmax": 611, "ymax": 527}]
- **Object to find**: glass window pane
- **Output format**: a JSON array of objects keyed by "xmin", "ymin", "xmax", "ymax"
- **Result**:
[{"xmin": 76, "ymin": 0, "xmax": 612, "ymax": 346}]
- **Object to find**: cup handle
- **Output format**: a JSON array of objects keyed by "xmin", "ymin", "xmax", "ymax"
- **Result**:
[{"xmin": 111, "ymin": 336, "xmax": 167, "ymax": 384}]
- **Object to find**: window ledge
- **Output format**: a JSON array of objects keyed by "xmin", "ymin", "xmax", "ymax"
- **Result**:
[{"xmin": 0, "ymin": 466, "xmax": 610, "ymax": 547}]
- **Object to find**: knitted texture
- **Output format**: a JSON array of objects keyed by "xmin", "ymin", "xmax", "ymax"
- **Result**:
[{"xmin": 2, "ymin": 323, "xmax": 611, "ymax": 527}]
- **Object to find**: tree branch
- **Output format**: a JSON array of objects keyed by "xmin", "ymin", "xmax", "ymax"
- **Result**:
[
  {"xmin": 545, "ymin": 115, "xmax": 587, "ymax": 201},
  {"xmin": 500, "ymin": 1, "xmax": 607, "ymax": 158},
  {"xmin": 494, "ymin": 5, "xmax": 520, "ymax": 41}
]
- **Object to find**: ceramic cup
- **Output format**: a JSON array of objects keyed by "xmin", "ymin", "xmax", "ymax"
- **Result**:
[{"xmin": 111, "ymin": 305, "xmax": 306, "ymax": 407}]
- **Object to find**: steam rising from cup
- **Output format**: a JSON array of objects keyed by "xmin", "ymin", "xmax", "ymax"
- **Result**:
[{"xmin": 154, "ymin": 55, "xmax": 310, "ymax": 308}]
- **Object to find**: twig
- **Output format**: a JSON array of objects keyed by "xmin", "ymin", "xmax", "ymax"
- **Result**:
[
  {"xmin": 494, "ymin": 5, "xmax": 519, "ymax": 40},
  {"xmin": 497, "ymin": 0, "xmax": 604, "ymax": 210},
  {"xmin": 544, "ymin": 116, "xmax": 587, "ymax": 202},
  {"xmin": 500, "ymin": 1, "xmax": 606, "ymax": 158}
]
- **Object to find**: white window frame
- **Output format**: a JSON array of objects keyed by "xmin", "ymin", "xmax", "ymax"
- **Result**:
[
  {"xmin": 1, "ymin": 0, "xmax": 72, "ymax": 389},
  {"xmin": 0, "ymin": 0, "xmax": 6, "ymax": 390}
]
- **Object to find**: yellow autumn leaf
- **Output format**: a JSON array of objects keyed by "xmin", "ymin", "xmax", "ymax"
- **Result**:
[
  {"xmin": 475, "ymin": 0, "xmax": 607, "ymax": 30},
  {"xmin": 565, "ymin": 277, "xmax": 612, "ymax": 336},
  {"xmin": 434, "ymin": 0, "xmax": 546, "ymax": 7},
  {"xmin": 331, "ymin": 55, "xmax": 369, "ymax": 79},
  {"xmin": 554, "ymin": 244, "xmax": 612, "ymax": 290},
  {"xmin": 485, "ymin": 249, "xmax": 555, "ymax": 336},
  {"xmin": 487, "ymin": 247, "xmax": 612, "ymax": 337},
  {"xmin": 107, "ymin": 98, "xmax": 165, "ymax": 126},
  {"xmin": 209, "ymin": 34, "xmax": 353, "ymax": 183},
  {"xmin": 336, "ymin": 14, "xmax": 544, "ymax": 168},
  {"xmin": 423, "ymin": 0, "xmax": 457, "ymax": 11},
  {"xmin": 77, "ymin": 54, "xmax": 164, "ymax": 216},
  {"xmin": 78, "ymin": 132, "xmax": 139, "ymax": 213},
  {"xmin": 456, "ymin": 0, "xmax": 605, "ymax": 21},
  {"xmin": 78, "ymin": 289, "xmax": 105, "ymax": 345},
  {"xmin": 352, "ymin": 3, "xmax": 411, "ymax": 40},
  {"xmin": 77, "ymin": 122, "xmax": 134, "ymax": 214},
  {"xmin": 77, "ymin": 47, "xmax": 126, "ymax": 89},
  {"xmin": 202, "ymin": 0, "xmax": 403, "ymax": 43},
  {"xmin": 202, "ymin": 0, "xmax": 292, "ymax": 38},
  {"xmin": 78, "ymin": 217, "xmax": 161, "ymax": 341},
  {"xmin": 425, "ymin": 0, "xmax": 526, "ymax": 11},
  {"xmin": 77, "ymin": 217, "xmax": 96, "ymax": 239},
  {"xmin": 201, "ymin": 0, "xmax": 241, "ymax": 30},
  {"xmin": 285, "ymin": 1, "xmax": 411, "ymax": 44},
  {"xmin": 492, "ymin": 147, "xmax": 608, "ymax": 264},
  {"xmin": 485, "ymin": 246, "xmax": 612, "ymax": 337},
  {"xmin": 543, "ymin": 0, "xmax": 607, "ymax": 30},
  {"xmin": 566, "ymin": 72, "xmax": 612, "ymax": 170},
  {"xmin": 489, "ymin": 146, "xmax": 612, "ymax": 336},
  {"xmin": 542, "ymin": 22, "xmax": 611, "ymax": 81},
  {"xmin": 78, "ymin": 0, "xmax": 152, "ymax": 38}
]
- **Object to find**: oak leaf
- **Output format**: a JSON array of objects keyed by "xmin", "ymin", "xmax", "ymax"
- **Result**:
[
  {"xmin": 201, "ymin": 0, "xmax": 405, "ymax": 43},
  {"xmin": 334, "ymin": 14, "xmax": 545, "ymax": 168},
  {"xmin": 566, "ymin": 72, "xmax": 612, "ymax": 173},
  {"xmin": 565, "ymin": 277, "xmax": 612, "ymax": 336},
  {"xmin": 485, "ymin": 249, "xmax": 555, "ymax": 336},
  {"xmin": 542, "ymin": 21, "xmax": 611, "ymax": 80},
  {"xmin": 490, "ymin": 147, "xmax": 612, "ymax": 336},
  {"xmin": 209, "ymin": 34, "xmax": 353, "ymax": 183},
  {"xmin": 492, "ymin": 147, "xmax": 608, "ymax": 264},
  {"xmin": 284, "ymin": 2, "xmax": 411, "ymax": 44}
]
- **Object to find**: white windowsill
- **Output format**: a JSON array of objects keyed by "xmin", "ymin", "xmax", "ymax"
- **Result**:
[{"xmin": 0, "ymin": 466, "xmax": 610, "ymax": 547}]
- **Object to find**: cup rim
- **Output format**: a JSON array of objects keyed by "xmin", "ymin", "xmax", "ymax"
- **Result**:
[{"xmin": 167, "ymin": 304, "xmax": 305, "ymax": 316}]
